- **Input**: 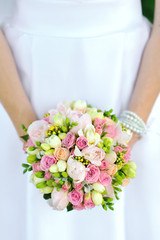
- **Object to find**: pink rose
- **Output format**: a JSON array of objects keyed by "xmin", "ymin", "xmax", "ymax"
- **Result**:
[
  {"xmin": 68, "ymin": 189, "xmax": 83, "ymax": 206},
  {"xmin": 100, "ymin": 160, "xmax": 109, "ymax": 170},
  {"xmin": 95, "ymin": 125, "xmax": 103, "ymax": 135},
  {"xmin": 85, "ymin": 164, "xmax": 100, "ymax": 184},
  {"xmin": 104, "ymin": 117, "xmax": 116, "ymax": 126},
  {"xmin": 114, "ymin": 145, "xmax": 131, "ymax": 163},
  {"xmin": 27, "ymin": 120, "xmax": 49, "ymax": 144},
  {"xmin": 62, "ymin": 132, "xmax": 76, "ymax": 149},
  {"xmin": 104, "ymin": 125, "xmax": 116, "ymax": 138},
  {"xmin": 62, "ymin": 181, "xmax": 71, "ymax": 192},
  {"xmin": 73, "ymin": 203, "xmax": 85, "ymax": 210},
  {"xmin": 73, "ymin": 182, "xmax": 83, "ymax": 190},
  {"xmin": 106, "ymin": 164, "xmax": 118, "ymax": 176},
  {"xmin": 54, "ymin": 147, "xmax": 70, "ymax": 161},
  {"xmin": 84, "ymin": 193, "xmax": 95, "ymax": 209},
  {"xmin": 82, "ymin": 145, "xmax": 105, "ymax": 166},
  {"xmin": 99, "ymin": 171, "xmax": 112, "ymax": 186},
  {"xmin": 44, "ymin": 171, "xmax": 52, "ymax": 180},
  {"xmin": 40, "ymin": 155, "xmax": 57, "ymax": 171},
  {"xmin": 51, "ymin": 188, "xmax": 69, "ymax": 210},
  {"xmin": 69, "ymin": 113, "xmax": 92, "ymax": 134},
  {"xmin": 23, "ymin": 139, "xmax": 35, "ymax": 152},
  {"xmin": 32, "ymin": 162, "xmax": 41, "ymax": 173},
  {"xmin": 94, "ymin": 118, "xmax": 106, "ymax": 127},
  {"xmin": 43, "ymin": 116, "xmax": 51, "ymax": 124},
  {"xmin": 76, "ymin": 136, "xmax": 88, "ymax": 150},
  {"xmin": 114, "ymin": 146, "xmax": 123, "ymax": 153},
  {"xmin": 123, "ymin": 146, "xmax": 131, "ymax": 163}
]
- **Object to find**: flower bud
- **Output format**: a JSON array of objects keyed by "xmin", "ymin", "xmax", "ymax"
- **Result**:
[
  {"xmin": 121, "ymin": 161, "xmax": 137, "ymax": 179},
  {"xmin": 41, "ymin": 143, "xmax": 51, "ymax": 151},
  {"xmin": 45, "ymin": 135, "xmax": 61, "ymax": 148},
  {"xmin": 30, "ymin": 173, "xmax": 45, "ymax": 185},
  {"xmin": 58, "ymin": 133, "xmax": 67, "ymax": 140},
  {"xmin": 91, "ymin": 190, "xmax": 103, "ymax": 206},
  {"xmin": 92, "ymin": 182, "xmax": 105, "ymax": 193},
  {"xmin": 54, "ymin": 113, "xmax": 64, "ymax": 126},
  {"xmin": 44, "ymin": 149, "xmax": 54, "ymax": 155},
  {"xmin": 26, "ymin": 147, "xmax": 39, "ymax": 155},
  {"xmin": 49, "ymin": 164, "xmax": 58, "ymax": 173},
  {"xmin": 39, "ymin": 186, "xmax": 53, "ymax": 194},
  {"xmin": 57, "ymin": 160, "xmax": 67, "ymax": 172},
  {"xmin": 72, "ymin": 100, "xmax": 87, "ymax": 111},
  {"xmin": 27, "ymin": 155, "xmax": 37, "ymax": 164}
]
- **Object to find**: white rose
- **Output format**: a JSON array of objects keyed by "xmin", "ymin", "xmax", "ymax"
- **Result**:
[
  {"xmin": 57, "ymin": 160, "xmax": 67, "ymax": 172},
  {"xmin": 45, "ymin": 135, "xmax": 61, "ymax": 148},
  {"xmin": 67, "ymin": 156, "xmax": 86, "ymax": 183}
]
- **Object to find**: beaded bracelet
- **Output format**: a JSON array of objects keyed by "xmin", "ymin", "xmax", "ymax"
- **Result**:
[{"xmin": 118, "ymin": 110, "xmax": 147, "ymax": 137}]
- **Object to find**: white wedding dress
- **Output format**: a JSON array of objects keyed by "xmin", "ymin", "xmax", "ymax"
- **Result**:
[{"xmin": 0, "ymin": 0, "xmax": 160, "ymax": 240}]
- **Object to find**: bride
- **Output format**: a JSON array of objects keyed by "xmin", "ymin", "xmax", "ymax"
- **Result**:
[{"xmin": 0, "ymin": 0, "xmax": 160, "ymax": 240}]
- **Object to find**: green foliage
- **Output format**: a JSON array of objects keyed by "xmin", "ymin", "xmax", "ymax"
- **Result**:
[{"xmin": 141, "ymin": 0, "xmax": 155, "ymax": 23}]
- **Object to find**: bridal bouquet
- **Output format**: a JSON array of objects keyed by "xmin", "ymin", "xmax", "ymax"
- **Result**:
[{"xmin": 21, "ymin": 100, "xmax": 136, "ymax": 211}]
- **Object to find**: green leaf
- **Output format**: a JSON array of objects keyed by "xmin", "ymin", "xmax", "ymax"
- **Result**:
[
  {"xmin": 28, "ymin": 166, "xmax": 33, "ymax": 171},
  {"xmin": 65, "ymin": 117, "xmax": 70, "ymax": 127},
  {"xmin": 43, "ymin": 193, "xmax": 51, "ymax": 200},
  {"xmin": 21, "ymin": 124, "xmax": 28, "ymax": 132},
  {"xmin": 102, "ymin": 204, "xmax": 108, "ymax": 211},
  {"xmin": 114, "ymin": 186, "xmax": 122, "ymax": 192},
  {"xmin": 103, "ymin": 197, "xmax": 113, "ymax": 202},
  {"xmin": 20, "ymin": 134, "xmax": 29, "ymax": 142},
  {"xmin": 108, "ymin": 206, "xmax": 114, "ymax": 211},
  {"xmin": 23, "ymin": 169, "xmax": 27, "ymax": 174},
  {"xmin": 102, "ymin": 190, "xmax": 108, "ymax": 195},
  {"xmin": 67, "ymin": 203, "xmax": 73, "ymax": 212},
  {"xmin": 22, "ymin": 163, "xmax": 29, "ymax": 168}
]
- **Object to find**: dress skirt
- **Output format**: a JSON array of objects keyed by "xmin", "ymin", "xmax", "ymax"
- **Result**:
[{"xmin": 0, "ymin": 0, "xmax": 160, "ymax": 240}]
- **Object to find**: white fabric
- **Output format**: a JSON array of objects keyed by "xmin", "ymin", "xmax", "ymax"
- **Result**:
[{"xmin": 0, "ymin": 0, "xmax": 160, "ymax": 240}]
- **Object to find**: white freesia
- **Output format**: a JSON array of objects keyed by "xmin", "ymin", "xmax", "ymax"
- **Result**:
[
  {"xmin": 84, "ymin": 124, "xmax": 100, "ymax": 145},
  {"xmin": 26, "ymin": 148, "xmax": 39, "ymax": 156},
  {"xmin": 45, "ymin": 135, "xmax": 61, "ymax": 148},
  {"xmin": 78, "ymin": 129, "xmax": 84, "ymax": 137},
  {"xmin": 72, "ymin": 100, "xmax": 87, "ymax": 112},
  {"xmin": 91, "ymin": 190, "xmax": 103, "ymax": 206},
  {"xmin": 30, "ymin": 174, "xmax": 45, "ymax": 185},
  {"xmin": 92, "ymin": 182, "xmax": 105, "ymax": 193},
  {"xmin": 74, "ymin": 145, "xmax": 82, "ymax": 156}
]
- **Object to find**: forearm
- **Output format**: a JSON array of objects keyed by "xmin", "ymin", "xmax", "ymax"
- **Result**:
[
  {"xmin": 127, "ymin": 1, "xmax": 160, "ymax": 123},
  {"xmin": 0, "ymin": 29, "xmax": 37, "ymax": 137}
]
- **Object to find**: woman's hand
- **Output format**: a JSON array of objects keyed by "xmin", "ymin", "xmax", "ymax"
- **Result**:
[{"xmin": 128, "ymin": 131, "xmax": 141, "ymax": 149}]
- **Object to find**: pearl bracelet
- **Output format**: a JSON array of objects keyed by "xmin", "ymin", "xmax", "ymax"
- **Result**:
[{"xmin": 118, "ymin": 110, "xmax": 147, "ymax": 137}]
